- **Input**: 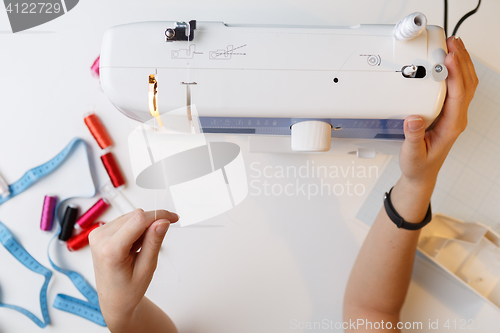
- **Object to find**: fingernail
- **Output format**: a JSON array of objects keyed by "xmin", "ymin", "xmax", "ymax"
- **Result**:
[
  {"xmin": 408, "ymin": 118, "xmax": 424, "ymax": 131},
  {"xmin": 168, "ymin": 213, "xmax": 179, "ymax": 223},
  {"xmin": 458, "ymin": 37, "xmax": 465, "ymax": 49},
  {"xmin": 155, "ymin": 222, "xmax": 169, "ymax": 234}
]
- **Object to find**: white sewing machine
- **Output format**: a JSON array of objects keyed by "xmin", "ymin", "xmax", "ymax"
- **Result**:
[{"xmin": 100, "ymin": 13, "xmax": 448, "ymax": 153}]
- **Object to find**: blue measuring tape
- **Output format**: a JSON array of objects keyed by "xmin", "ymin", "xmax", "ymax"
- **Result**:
[
  {"xmin": 48, "ymin": 225, "xmax": 106, "ymax": 326},
  {"xmin": 0, "ymin": 138, "xmax": 87, "ymax": 206},
  {"xmin": 0, "ymin": 221, "xmax": 52, "ymax": 327},
  {"xmin": 0, "ymin": 138, "xmax": 106, "ymax": 327}
]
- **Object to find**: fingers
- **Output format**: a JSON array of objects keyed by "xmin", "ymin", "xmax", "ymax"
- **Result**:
[
  {"xmin": 115, "ymin": 210, "xmax": 178, "ymax": 253},
  {"xmin": 444, "ymin": 51, "xmax": 465, "ymax": 99},
  {"xmin": 133, "ymin": 219, "xmax": 170, "ymax": 276},
  {"xmin": 401, "ymin": 116, "xmax": 428, "ymax": 161},
  {"xmin": 130, "ymin": 233, "xmax": 145, "ymax": 253},
  {"xmin": 457, "ymin": 38, "xmax": 479, "ymax": 87},
  {"xmin": 102, "ymin": 209, "xmax": 178, "ymax": 237},
  {"xmin": 89, "ymin": 209, "xmax": 178, "ymax": 269},
  {"xmin": 447, "ymin": 38, "xmax": 470, "ymax": 88},
  {"xmin": 97, "ymin": 210, "xmax": 139, "ymax": 236},
  {"xmin": 447, "ymin": 37, "xmax": 478, "ymax": 95},
  {"xmin": 432, "ymin": 47, "xmax": 469, "ymax": 140}
]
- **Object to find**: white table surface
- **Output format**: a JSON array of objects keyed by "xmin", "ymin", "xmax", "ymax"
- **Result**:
[{"xmin": 1, "ymin": 1, "xmax": 499, "ymax": 332}]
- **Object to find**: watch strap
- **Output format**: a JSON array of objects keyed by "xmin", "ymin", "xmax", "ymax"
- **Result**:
[{"xmin": 384, "ymin": 187, "xmax": 432, "ymax": 230}]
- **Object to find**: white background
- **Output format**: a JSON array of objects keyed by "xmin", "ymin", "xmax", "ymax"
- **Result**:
[{"xmin": 0, "ymin": 0, "xmax": 499, "ymax": 332}]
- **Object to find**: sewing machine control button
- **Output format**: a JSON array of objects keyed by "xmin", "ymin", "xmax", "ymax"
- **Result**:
[
  {"xmin": 402, "ymin": 65, "xmax": 426, "ymax": 78},
  {"xmin": 431, "ymin": 63, "xmax": 448, "ymax": 82},
  {"xmin": 367, "ymin": 55, "xmax": 381, "ymax": 66}
]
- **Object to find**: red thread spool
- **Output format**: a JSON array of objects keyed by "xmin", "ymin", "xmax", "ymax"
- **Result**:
[
  {"xmin": 101, "ymin": 152, "xmax": 125, "ymax": 188},
  {"xmin": 76, "ymin": 198, "xmax": 110, "ymax": 229},
  {"xmin": 84, "ymin": 113, "xmax": 113, "ymax": 149},
  {"xmin": 67, "ymin": 222, "xmax": 104, "ymax": 252}
]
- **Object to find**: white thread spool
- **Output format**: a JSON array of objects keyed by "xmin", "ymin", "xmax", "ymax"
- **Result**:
[
  {"xmin": 394, "ymin": 12, "xmax": 427, "ymax": 42},
  {"xmin": 0, "ymin": 172, "xmax": 10, "ymax": 198}
]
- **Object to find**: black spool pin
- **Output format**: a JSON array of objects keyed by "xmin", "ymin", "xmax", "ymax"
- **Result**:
[{"xmin": 59, "ymin": 204, "xmax": 78, "ymax": 241}]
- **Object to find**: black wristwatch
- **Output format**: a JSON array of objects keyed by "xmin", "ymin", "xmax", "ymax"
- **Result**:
[{"xmin": 384, "ymin": 187, "xmax": 432, "ymax": 230}]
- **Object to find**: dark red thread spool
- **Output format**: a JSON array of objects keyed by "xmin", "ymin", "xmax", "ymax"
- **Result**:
[
  {"xmin": 67, "ymin": 222, "xmax": 104, "ymax": 252},
  {"xmin": 84, "ymin": 113, "xmax": 113, "ymax": 149},
  {"xmin": 101, "ymin": 152, "xmax": 125, "ymax": 188}
]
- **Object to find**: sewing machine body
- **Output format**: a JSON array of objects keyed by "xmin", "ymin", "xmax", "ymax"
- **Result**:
[{"xmin": 100, "ymin": 19, "xmax": 448, "ymax": 152}]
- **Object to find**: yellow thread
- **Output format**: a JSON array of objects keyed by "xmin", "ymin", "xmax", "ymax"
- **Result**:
[{"xmin": 148, "ymin": 74, "xmax": 164, "ymax": 128}]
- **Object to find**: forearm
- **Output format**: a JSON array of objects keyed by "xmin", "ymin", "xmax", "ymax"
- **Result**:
[
  {"xmin": 344, "ymin": 176, "xmax": 434, "ymax": 317},
  {"xmin": 107, "ymin": 297, "xmax": 178, "ymax": 333},
  {"xmin": 344, "ymin": 34, "xmax": 477, "ymax": 330}
]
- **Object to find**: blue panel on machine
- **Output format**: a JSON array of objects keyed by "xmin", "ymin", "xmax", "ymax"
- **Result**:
[{"xmin": 199, "ymin": 117, "xmax": 405, "ymax": 140}]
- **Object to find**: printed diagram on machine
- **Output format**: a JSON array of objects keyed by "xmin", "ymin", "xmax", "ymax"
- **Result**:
[
  {"xmin": 209, "ymin": 44, "xmax": 247, "ymax": 60},
  {"xmin": 171, "ymin": 44, "xmax": 203, "ymax": 59},
  {"xmin": 171, "ymin": 44, "xmax": 247, "ymax": 60}
]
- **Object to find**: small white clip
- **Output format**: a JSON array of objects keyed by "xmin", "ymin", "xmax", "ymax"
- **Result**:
[{"xmin": 0, "ymin": 171, "xmax": 10, "ymax": 198}]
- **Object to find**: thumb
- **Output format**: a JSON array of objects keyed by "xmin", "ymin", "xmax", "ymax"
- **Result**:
[
  {"xmin": 401, "ymin": 116, "xmax": 427, "ymax": 161},
  {"xmin": 134, "ymin": 219, "xmax": 170, "ymax": 274}
]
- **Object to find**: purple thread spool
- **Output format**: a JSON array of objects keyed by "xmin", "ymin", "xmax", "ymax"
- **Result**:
[{"xmin": 40, "ymin": 195, "xmax": 57, "ymax": 231}]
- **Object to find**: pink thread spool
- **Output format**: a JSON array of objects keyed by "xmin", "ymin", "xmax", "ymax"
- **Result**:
[
  {"xmin": 75, "ymin": 198, "xmax": 110, "ymax": 230},
  {"xmin": 91, "ymin": 56, "xmax": 100, "ymax": 78},
  {"xmin": 40, "ymin": 195, "xmax": 57, "ymax": 231}
]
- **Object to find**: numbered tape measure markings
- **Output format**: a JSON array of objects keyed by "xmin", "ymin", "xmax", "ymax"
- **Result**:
[
  {"xmin": 0, "ymin": 138, "xmax": 86, "ymax": 205},
  {"xmin": 0, "ymin": 221, "xmax": 52, "ymax": 328},
  {"xmin": 53, "ymin": 294, "xmax": 106, "ymax": 327}
]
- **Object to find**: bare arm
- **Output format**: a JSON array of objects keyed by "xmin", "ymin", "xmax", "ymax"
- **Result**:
[
  {"xmin": 343, "ymin": 36, "xmax": 478, "ymax": 331},
  {"xmin": 116, "ymin": 297, "xmax": 177, "ymax": 333},
  {"xmin": 343, "ymin": 178, "xmax": 434, "ymax": 328}
]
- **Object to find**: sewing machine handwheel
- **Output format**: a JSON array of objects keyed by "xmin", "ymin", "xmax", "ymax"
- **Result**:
[{"xmin": 291, "ymin": 121, "xmax": 332, "ymax": 152}]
